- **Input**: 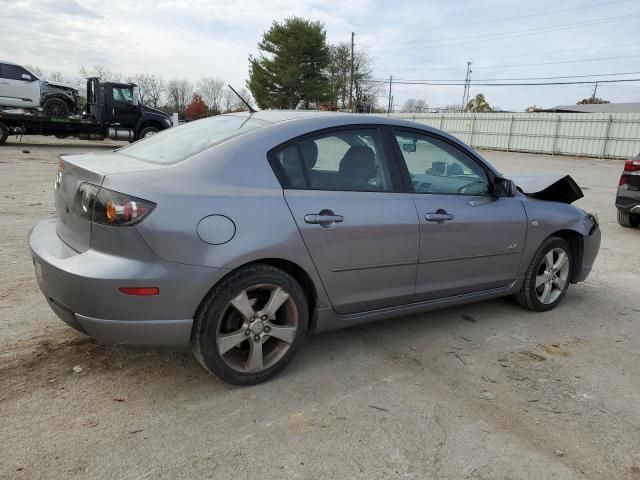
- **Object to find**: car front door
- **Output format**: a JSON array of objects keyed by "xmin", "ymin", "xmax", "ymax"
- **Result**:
[
  {"xmin": 391, "ymin": 129, "xmax": 527, "ymax": 302},
  {"xmin": 107, "ymin": 85, "xmax": 139, "ymax": 127},
  {"xmin": 0, "ymin": 63, "xmax": 40, "ymax": 108},
  {"xmin": 272, "ymin": 127, "xmax": 419, "ymax": 315}
]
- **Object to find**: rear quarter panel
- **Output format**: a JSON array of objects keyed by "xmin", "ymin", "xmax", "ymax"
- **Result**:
[{"xmin": 103, "ymin": 137, "xmax": 331, "ymax": 308}]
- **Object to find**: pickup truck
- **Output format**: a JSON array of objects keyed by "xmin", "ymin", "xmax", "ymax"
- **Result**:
[{"xmin": 0, "ymin": 60, "xmax": 79, "ymax": 117}]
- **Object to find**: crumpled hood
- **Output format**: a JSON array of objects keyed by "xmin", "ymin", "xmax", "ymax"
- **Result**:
[
  {"xmin": 510, "ymin": 174, "xmax": 584, "ymax": 204},
  {"xmin": 44, "ymin": 80, "xmax": 78, "ymax": 91}
]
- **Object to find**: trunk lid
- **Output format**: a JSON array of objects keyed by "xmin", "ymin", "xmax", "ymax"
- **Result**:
[{"xmin": 55, "ymin": 152, "xmax": 163, "ymax": 252}]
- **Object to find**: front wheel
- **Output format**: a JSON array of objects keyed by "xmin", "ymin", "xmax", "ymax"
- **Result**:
[
  {"xmin": 514, "ymin": 236, "xmax": 572, "ymax": 312},
  {"xmin": 43, "ymin": 98, "xmax": 70, "ymax": 117},
  {"xmin": 138, "ymin": 126, "xmax": 159, "ymax": 139},
  {"xmin": 192, "ymin": 264, "xmax": 308, "ymax": 385}
]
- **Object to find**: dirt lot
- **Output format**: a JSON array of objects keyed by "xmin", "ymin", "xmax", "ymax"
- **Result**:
[{"xmin": 1, "ymin": 136, "xmax": 639, "ymax": 480}]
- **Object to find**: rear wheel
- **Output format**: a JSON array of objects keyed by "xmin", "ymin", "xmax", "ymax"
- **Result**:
[
  {"xmin": 514, "ymin": 236, "xmax": 572, "ymax": 312},
  {"xmin": 617, "ymin": 209, "xmax": 640, "ymax": 228},
  {"xmin": 192, "ymin": 264, "xmax": 308, "ymax": 385},
  {"xmin": 43, "ymin": 98, "xmax": 70, "ymax": 117}
]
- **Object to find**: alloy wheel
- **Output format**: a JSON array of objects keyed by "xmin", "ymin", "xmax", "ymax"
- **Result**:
[
  {"xmin": 216, "ymin": 284, "xmax": 299, "ymax": 373},
  {"xmin": 535, "ymin": 247, "xmax": 570, "ymax": 304}
]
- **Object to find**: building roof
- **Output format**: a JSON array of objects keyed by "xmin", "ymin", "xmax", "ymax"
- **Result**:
[{"xmin": 543, "ymin": 102, "xmax": 640, "ymax": 113}]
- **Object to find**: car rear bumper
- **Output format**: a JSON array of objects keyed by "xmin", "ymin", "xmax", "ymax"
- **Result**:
[
  {"xmin": 615, "ymin": 189, "xmax": 640, "ymax": 213},
  {"xmin": 29, "ymin": 216, "xmax": 226, "ymax": 346}
]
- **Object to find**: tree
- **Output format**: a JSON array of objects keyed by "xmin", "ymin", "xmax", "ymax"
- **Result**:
[
  {"xmin": 402, "ymin": 98, "xmax": 428, "ymax": 113},
  {"xmin": 25, "ymin": 64, "xmax": 45, "ymax": 79},
  {"xmin": 197, "ymin": 77, "xmax": 225, "ymax": 114},
  {"xmin": 577, "ymin": 97, "xmax": 610, "ymax": 104},
  {"xmin": 47, "ymin": 71, "xmax": 68, "ymax": 83},
  {"xmin": 131, "ymin": 74, "xmax": 165, "ymax": 108},
  {"xmin": 465, "ymin": 93, "xmax": 492, "ymax": 112},
  {"xmin": 326, "ymin": 43, "xmax": 378, "ymax": 111},
  {"xmin": 248, "ymin": 17, "xmax": 330, "ymax": 109},
  {"xmin": 327, "ymin": 42, "xmax": 350, "ymax": 108},
  {"xmin": 185, "ymin": 93, "xmax": 209, "ymax": 120},
  {"xmin": 78, "ymin": 65, "xmax": 121, "ymax": 83},
  {"xmin": 166, "ymin": 79, "xmax": 193, "ymax": 117}
]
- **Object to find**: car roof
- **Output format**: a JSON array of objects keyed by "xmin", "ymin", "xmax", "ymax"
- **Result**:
[{"xmin": 225, "ymin": 109, "xmax": 434, "ymax": 129}]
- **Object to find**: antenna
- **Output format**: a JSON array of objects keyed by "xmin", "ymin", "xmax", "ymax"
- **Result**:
[{"xmin": 227, "ymin": 85, "xmax": 256, "ymax": 113}]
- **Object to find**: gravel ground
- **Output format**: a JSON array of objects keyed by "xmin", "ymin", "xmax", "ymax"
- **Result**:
[{"xmin": 1, "ymin": 136, "xmax": 639, "ymax": 480}]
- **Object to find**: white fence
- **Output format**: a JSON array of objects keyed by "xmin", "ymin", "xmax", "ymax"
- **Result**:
[{"xmin": 375, "ymin": 112, "xmax": 640, "ymax": 160}]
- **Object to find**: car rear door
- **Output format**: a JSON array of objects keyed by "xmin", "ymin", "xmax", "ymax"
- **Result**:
[
  {"xmin": 272, "ymin": 126, "xmax": 419, "ymax": 315},
  {"xmin": 0, "ymin": 63, "xmax": 40, "ymax": 108},
  {"xmin": 391, "ymin": 128, "xmax": 527, "ymax": 301}
]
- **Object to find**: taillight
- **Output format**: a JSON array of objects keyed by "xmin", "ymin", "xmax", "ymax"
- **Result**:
[
  {"xmin": 72, "ymin": 183, "xmax": 156, "ymax": 226},
  {"xmin": 624, "ymin": 158, "xmax": 640, "ymax": 172}
]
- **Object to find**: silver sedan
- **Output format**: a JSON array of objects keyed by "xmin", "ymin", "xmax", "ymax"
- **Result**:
[{"xmin": 29, "ymin": 111, "xmax": 601, "ymax": 384}]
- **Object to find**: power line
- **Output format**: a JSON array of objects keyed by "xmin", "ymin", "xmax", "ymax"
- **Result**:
[
  {"xmin": 375, "ymin": 54, "xmax": 640, "ymax": 73},
  {"xmin": 372, "ymin": 42, "xmax": 639, "ymax": 70},
  {"xmin": 367, "ymin": 13, "xmax": 640, "ymax": 53},
  {"xmin": 357, "ymin": 0, "xmax": 633, "ymax": 38},
  {"xmin": 369, "ymin": 78, "xmax": 640, "ymax": 87},
  {"xmin": 391, "ymin": 71, "xmax": 640, "ymax": 83}
]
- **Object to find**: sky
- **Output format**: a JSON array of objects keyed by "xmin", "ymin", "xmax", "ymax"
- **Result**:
[{"xmin": 1, "ymin": 0, "xmax": 639, "ymax": 111}]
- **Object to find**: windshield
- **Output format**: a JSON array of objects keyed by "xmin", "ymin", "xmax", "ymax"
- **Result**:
[{"xmin": 120, "ymin": 115, "xmax": 270, "ymax": 164}]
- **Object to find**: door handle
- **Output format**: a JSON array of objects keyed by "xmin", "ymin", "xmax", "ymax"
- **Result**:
[
  {"xmin": 425, "ymin": 211, "xmax": 454, "ymax": 223},
  {"xmin": 0, "ymin": 81, "xmax": 9, "ymax": 85},
  {"xmin": 304, "ymin": 212, "xmax": 344, "ymax": 226}
]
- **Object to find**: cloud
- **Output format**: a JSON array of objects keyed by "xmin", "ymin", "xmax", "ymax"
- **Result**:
[{"xmin": 0, "ymin": 0, "xmax": 638, "ymax": 110}]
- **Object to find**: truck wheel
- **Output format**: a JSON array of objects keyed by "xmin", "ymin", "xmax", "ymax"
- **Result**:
[
  {"xmin": 617, "ymin": 209, "xmax": 640, "ymax": 228},
  {"xmin": 43, "ymin": 98, "xmax": 70, "ymax": 117},
  {"xmin": 0, "ymin": 122, "xmax": 8, "ymax": 145},
  {"xmin": 139, "ymin": 126, "xmax": 159, "ymax": 139}
]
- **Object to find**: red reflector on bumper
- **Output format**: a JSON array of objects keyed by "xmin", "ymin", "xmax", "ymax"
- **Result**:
[{"xmin": 119, "ymin": 287, "xmax": 159, "ymax": 296}]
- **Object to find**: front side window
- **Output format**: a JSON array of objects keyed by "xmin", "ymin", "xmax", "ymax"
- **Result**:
[
  {"xmin": 274, "ymin": 128, "xmax": 393, "ymax": 192},
  {"xmin": 121, "ymin": 115, "xmax": 270, "ymax": 164},
  {"xmin": 394, "ymin": 130, "xmax": 490, "ymax": 195},
  {"xmin": 113, "ymin": 87, "xmax": 133, "ymax": 103}
]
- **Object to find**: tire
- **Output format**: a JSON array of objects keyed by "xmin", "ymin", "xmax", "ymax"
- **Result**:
[
  {"xmin": 192, "ymin": 264, "xmax": 308, "ymax": 385},
  {"xmin": 43, "ymin": 98, "xmax": 70, "ymax": 117},
  {"xmin": 514, "ymin": 236, "xmax": 572, "ymax": 312},
  {"xmin": 617, "ymin": 209, "xmax": 640, "ymax": 228},
  {"xmin": 138, "ymin": 126, "xmax": 159, "ymax": 139},
  {"xmin": 0, "ymin": 121, "xmax": 8, "ymax": 145}
]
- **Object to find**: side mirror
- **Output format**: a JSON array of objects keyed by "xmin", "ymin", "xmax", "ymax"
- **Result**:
[
  {"xmin": 21, "ymin": 73, "xmax": 32, "ymax": 81},
  {"xmin": 493, "ymin": 176, "xmax": 515, "ymax": 197},
  {"xmin": 402, "ymin": 143, "xmax": 416, "ymax": 153}
]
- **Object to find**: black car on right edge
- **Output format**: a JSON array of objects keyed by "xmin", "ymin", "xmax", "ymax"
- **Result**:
[{"xmin": 616, "ymin": 154, "xmax": 640, "ymax": 228}]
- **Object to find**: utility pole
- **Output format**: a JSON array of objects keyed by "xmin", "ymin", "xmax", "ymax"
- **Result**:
[
  {"xmin": 461, "ymin": 61, "xmax": 472, "ymax": 111},
  {"xmin": 591, "ymin": 82, "xmax": 599, "ymax": 102},
  {"xmin": 349, "ymin": 32, "xmax": 355, "ymax": 112},
  {"xmin": 388, "ymin": 75, "xmax": 393, "ymax": 115}
]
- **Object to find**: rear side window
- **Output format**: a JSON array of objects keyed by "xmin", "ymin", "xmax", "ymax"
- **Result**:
[
  {"xmin": 121, "ymin": 115, "xmax": 270, "ymax": 164},
  {"xmin": 272, "ymin": 128, "xmax": 394, "ymax": 192}
]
